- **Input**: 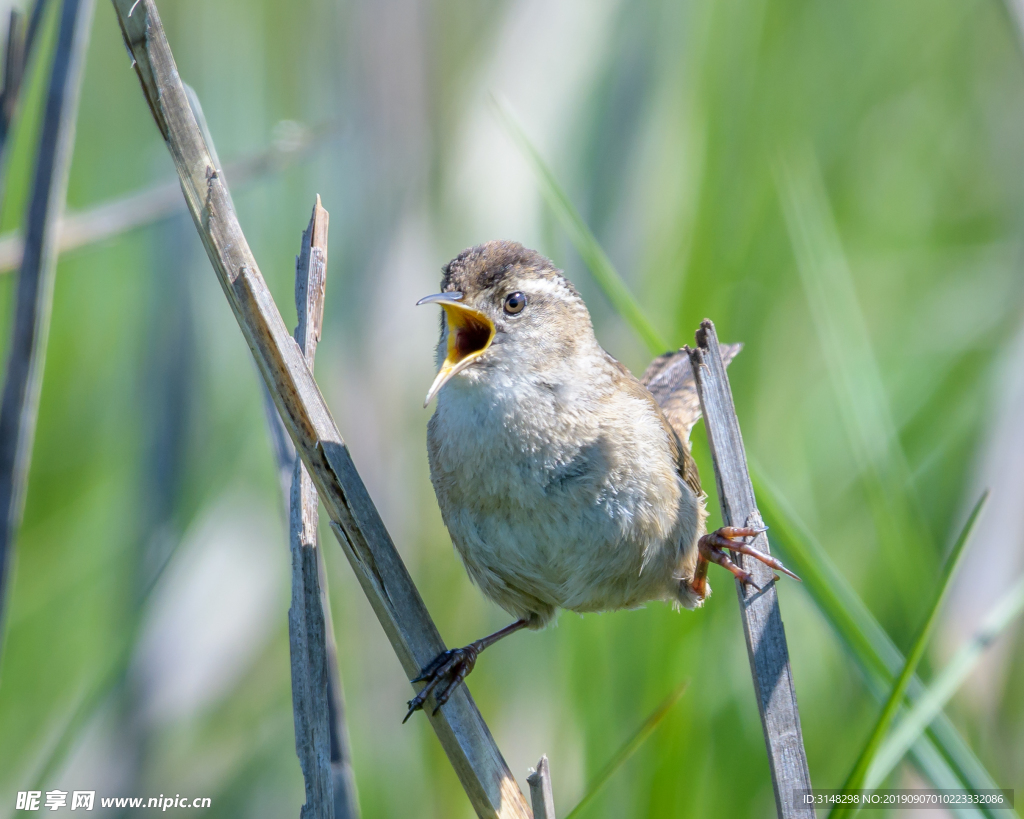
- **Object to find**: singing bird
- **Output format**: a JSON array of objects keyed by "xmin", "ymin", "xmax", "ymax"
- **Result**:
[{"xmin": 406, "ymin": 241, "xmax": 797, "ymax": 721}]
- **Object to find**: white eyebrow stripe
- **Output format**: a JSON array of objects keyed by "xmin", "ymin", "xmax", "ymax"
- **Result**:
[{"xmin": 520, "ymin": 276, "xmax": 566, "ymax": 297}]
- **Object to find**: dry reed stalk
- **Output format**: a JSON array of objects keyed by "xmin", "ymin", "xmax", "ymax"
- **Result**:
[
  {"xmin": 0, "ymin": 0, "xmax": 94, "ymax": 662},
  {"xmin": 687, "ymin": 319, "xmax": 813, "ymax": 818},
  {"xmin": 111, "ymin": 3, "xmax": 531, "ymax": 815}
]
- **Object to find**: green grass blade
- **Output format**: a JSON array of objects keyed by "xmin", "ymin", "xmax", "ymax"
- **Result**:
[
  {"xmin": 775, "ymin": 151, "xmax": 917, "ymax": 500},
  {"xmin": 776, "ymin": 151, "xmax": 934, "ymax": 604},
  {"xmin": 830, "ymin": 491, "xmax": 988, "ymax": 818},
  {"xmin": 24, "ymin": 527, "xmax": 184, "ymax": 787},
  {"xmin": 753, "ymin": 469, "xmax": 1004, "ymax": 819},
  {"xmin": 751, "ymin": 466, "xmax": 888, "ymax": 677},
  {"xmin": 866, "ymin": 573, "xmax": 1024, "ymax": 789},
  {"xmin": 498, "ymin": 116, "xmax": 1007, "ymax": 815},
  {"xmin": 492, "ymin": 96, "xmax": 670, "ymax": 356},
  {"xmin": 563, "ymin": 680, "xmax": 688, "ymax": 819}
]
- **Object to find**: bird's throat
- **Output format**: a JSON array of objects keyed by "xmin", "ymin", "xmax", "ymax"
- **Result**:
[
  {"xmin": 451, "ymin": 312, "xmax": 493, "ymax": 362},
  {"xmin": 424, "ymin": 303, "xmax": 495, "ymax": 405}
]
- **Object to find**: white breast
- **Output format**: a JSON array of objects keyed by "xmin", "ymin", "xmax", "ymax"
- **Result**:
[{"xmin": 427, "ymin": 355, "xmax": 701, "ymax": 626}]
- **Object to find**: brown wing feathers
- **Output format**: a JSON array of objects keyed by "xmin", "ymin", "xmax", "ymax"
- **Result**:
[{"xmin": 640, "ymin": 343, "xmax": 742, "ymax": 497}]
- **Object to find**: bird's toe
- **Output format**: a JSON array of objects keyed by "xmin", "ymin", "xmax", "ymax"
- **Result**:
[{"xmin": 404, "ymin": 646, "xmax": 479, "ymax": 722}]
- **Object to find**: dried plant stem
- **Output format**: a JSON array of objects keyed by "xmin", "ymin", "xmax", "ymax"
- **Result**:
[
  {"xmin": 0, "ymin": 122, "xmax": 334, "ymax": 275},
  {"xmin": 0, "ymin": 0, "xmax": 50, "ymax": 181},
  {"xmin": 0, "ymin": 9, "xmax": 26, "ymax": 164},
  {"xmin": 527, "ymin": 756, "xmax": 556, "ymax": 819},
  {"xmin": 287, "ymin": 198, "xmax": 333, "ymax": 819},
  {"xmin": 111, "ymin": 3, "xmax": 530, "ymax": 816},
  {"xmin": 188, "ymin": 77, "xmax": 359, "ymax": 819},
  {"xmin": 0, "ymin": 0, "xmax": 94, "ymax": 663},
  {"xmin": 287, "ymin": 197, "xmax": 360, "ymax": 819},
  {"xmin": 317, "ymin": 545, "xmax": 360, "ymax": 819},
  {"xmin": 686, "ymin": 319, "xmax": 813, "ymax": 818}
]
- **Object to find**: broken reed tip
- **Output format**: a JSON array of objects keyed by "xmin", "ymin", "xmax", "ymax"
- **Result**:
[
  {"xmin": 526, "ymin": 754, "xmax": 549, "ymax": 785},
  {"xmin": 527, "ymin": 755, "xmax": 555, "ymax": 818},
  {"xmin": 694, "ymin": 318, "xmax": 715, "ymax": 349}
]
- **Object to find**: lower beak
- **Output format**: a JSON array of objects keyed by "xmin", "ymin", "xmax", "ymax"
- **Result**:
[{"xmin": 417, "ymin": 292, "xmax": 495, "ymax": 406}]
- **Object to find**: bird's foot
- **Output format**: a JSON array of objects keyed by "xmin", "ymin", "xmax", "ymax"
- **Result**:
[
  {"xmin": 695, "ymin": 526, "xmax": 800, "ymax": 592},
  {"xmin": 403, "ymin": 644, "xmax": 480, "ymax": 723},
  {"xmin": 402, "ymin": 619, "xmax": 529, "ymax": 723}
]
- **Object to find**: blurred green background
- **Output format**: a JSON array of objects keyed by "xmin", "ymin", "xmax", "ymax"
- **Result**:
[{"xmin": 1, "ymin": 0, "xmax": 1023, "ymax": 816}]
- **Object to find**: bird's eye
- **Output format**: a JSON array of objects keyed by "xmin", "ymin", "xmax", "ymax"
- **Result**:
[{"xmin": 503, "ymin": 291, "xmax": 527, "ymax": 315}]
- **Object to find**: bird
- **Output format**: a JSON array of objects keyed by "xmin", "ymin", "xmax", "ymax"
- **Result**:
[{"xmin": 405, "ymin": 240, "xmax": 797, "ymax": 722}]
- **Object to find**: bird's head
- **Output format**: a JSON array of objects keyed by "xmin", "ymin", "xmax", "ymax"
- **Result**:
[{"xmin": 418, "ymin": 240, "xmax": 594, "ymax": 406}]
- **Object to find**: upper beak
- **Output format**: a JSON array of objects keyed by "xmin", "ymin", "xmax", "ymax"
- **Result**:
[{"xmin": 417, "ymin": 291, "xmax": 495, "ymax": 406}]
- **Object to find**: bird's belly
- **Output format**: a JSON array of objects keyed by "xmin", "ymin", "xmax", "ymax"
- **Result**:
[
  {"xmin": 428, "ymin": 373, "xmax": 699, "ymax": 623},
  {"xmin": 447, "ymin": 497, "xmax": 674, "ymax": 618},
  {"xmin": 431, "ymin": 423, "xmax": 684, "ymax": 619}
]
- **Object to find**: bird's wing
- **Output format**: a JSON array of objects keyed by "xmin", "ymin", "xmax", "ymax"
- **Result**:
[
  {"xmin": 604, "ymin": 352, "xmax": 703, "ymax": 498},
  {"xmin": 641, "ymin": 343, "xmax": 742, "ymax": 443}
]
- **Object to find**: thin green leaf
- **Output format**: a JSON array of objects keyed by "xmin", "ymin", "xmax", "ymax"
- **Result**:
[
  {"xmin": 775, "ymin": 151, "xmax": 934, "ymax": 603},
  {"xmin": 866, "ymin": 573, "xmax": 1024, "ymax": 789},
  {"xmin": 26, "ymin": 530, "xmax": 183, "ymax": 787},
  {"xmin": 563, "ymin": 680, "xmax": 688, "ymax": 819},
  {"xmin": 830, "ymin": 491, "xmax": 988, "ymax": 819},
  {"xmin": 491, "ymin": 96, "xmax": 670, "ymax": 356},
  {"xmin": 753, "ymin": 469, "xmax": 1002, "ymax": 819},
  {"xmin": 775, "ymin": 151, "xmax": 916, "ymax": 502}
]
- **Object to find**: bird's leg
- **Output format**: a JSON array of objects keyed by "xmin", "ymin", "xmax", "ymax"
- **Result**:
[
  {"xmin": 690, "ymin": 526, "xmax": 800, "ymax": 597},
  {"xmin": 403, "ymin": 618, "xmax": 530, "ymax": 723}
]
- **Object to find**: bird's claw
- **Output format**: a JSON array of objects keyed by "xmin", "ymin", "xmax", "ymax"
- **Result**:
[
  {"xmin": 403, "ymin": 645, "xmax": 479, "ymax": 723},
  {"xmin": 697, "ymin": 526, "xmax": 801, "ymax": 590},
  {"xmin": 410, "ymin": 648, "xmax": 454, "ymax": 684}
]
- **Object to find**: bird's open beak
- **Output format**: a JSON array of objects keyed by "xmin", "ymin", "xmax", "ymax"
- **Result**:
[{"xmin": 417, "ymin": 292, "xmax": 495, "ymax": 406}]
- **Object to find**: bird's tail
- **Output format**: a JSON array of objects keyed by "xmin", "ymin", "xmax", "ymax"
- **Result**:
[{"xmin": 640, "ymin": 343, "xmax": 742, "ymax": 443}]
